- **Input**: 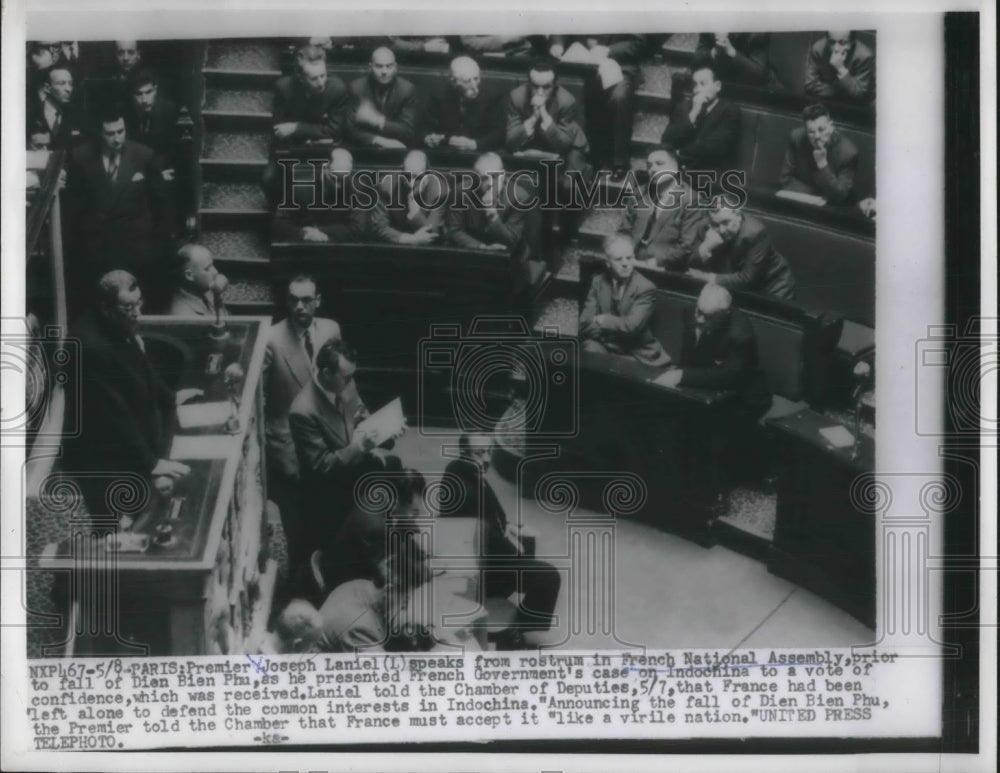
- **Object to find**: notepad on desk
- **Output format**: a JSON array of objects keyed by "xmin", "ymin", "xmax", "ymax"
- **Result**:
[
  {"xmin": 177, "ymin": 400, "xmax": 231, "ymax": 429},
  {"xmin": 819, "ymin": 425, "xmax": 855, "ymax": 448}
]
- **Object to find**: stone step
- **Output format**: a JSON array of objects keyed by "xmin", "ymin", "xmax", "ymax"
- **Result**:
[
  {"xmin": 579, "ymin": 206, "xmax": 622, "ymax": 239},
  {"xmin": 205, "ymin": 40, "xmax": 283, "ymax": 72},
  {"xmin": 226, "ymin": 278, "xmax": 275, "ymax": 305},
  {"xmin": 201, "ymin": 130, "xmax": 269, "ymax": 163},
  {"xmin": 532, "ymin": 295, "xmax": 579, "ymax": 337},
  {"xmin": 200, "ymin": 226, "xmax": 271, "ymax": 265},
  {"xmin": 201, "ymin": 181, "xmax": 268, "ymax": 211},
  {"xmin": 204, "ymin": 87, "xmax": 274, "ymax": 114}
]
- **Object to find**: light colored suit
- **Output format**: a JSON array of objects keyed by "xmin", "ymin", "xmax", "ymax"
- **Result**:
[
  {"xmin": 168, "ymin": 287, "xmax": 229, "ymax": 318},
  {"xmin": 579, "ymin": 270, "xmax": 670, "ymax": 367},
  {"xmin": 262, "ymin": 317, "xmax": 341, "ymax": 478}
]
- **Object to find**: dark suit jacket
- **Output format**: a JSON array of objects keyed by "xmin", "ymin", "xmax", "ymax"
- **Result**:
[
  {"xmin": 272, "ymin": 173, "xmax": 368, "ymax": 242},
  {"xmin": 26, "ymin": 97, "xmax": 87, "ymax": 150},
  {"xmin": 804, "ymin": 38, "xmax": 875, "ymax": 103},
  {"xmin": 61, "ymin": 312, "xmax": 175, "ymax": 512},
  {"xmin": 778, "ymin": 127, "xmax": 859, "ymax": 204},
  {"xmin": 702, "ymin": 214, "xmax": 796, "ymax": 300},
  {"xmin": 661, "ymin": 98, "xmax": 741, "ymax": 174},
  {"xmin": 443, "ymin": 457, "xmax": 516, "ymax": 560},
  {"xmin": 579, "ymin": 271, "xmax": 671, "ymax": 367},
  {"xmin": 368, "ymin": 175, "xmax": 447, "ymax": 244},
  {"xmin": 422, "ymin": 81, "xmax": 506, "ymax": 151},
  {"xmin": 678, "ymin": 306, "xmax": 770, "ymax": 418},
  {"xmin": 506, "ymin": 84, "xmax": 589, "ymax": 157},
  {"xmin": 347, "ymin": 75, "xmax": 418, "ymax": 147},
  {"xmin": 621, "ymin": 184, "xmax": 707, "ymax": 269},
  {"xmin": 65, "ymin": 139, "xmax": 171, "ymax": 276},
  {"xmin": 694, "ymin": 33, "xmax": 781, "ymax": 88},
  {"xmin": 262, "ymin": 317, "xmax": 342, "ymax": 477},
  {"xmin": 125, "ymin": 96, "xmax": 181, "ymax": 169},
  {"xmin": 273, "ymin": 74, "xmax": 351, "ymax": 144},
  {"xmin": 447, "ymin": 179, "xmax": 540, "ymax": 260}
]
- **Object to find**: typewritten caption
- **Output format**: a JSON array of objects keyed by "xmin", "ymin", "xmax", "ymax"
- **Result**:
[{"xmin": 24, "ymin": 649, "xmax": 930, "ymax": 748}]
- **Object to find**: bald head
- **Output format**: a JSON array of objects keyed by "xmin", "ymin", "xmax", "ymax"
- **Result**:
[
  {"xmin": 450, "ymin": 56, "xmax": 481, "ymax": 99},
  {"xmin": 403, "ymin": 149, "xmax": 428, "ymax": 175},
  {"xmin": 176, "ymin": 243, "xmax": 219, "ymax": 293},
  {"xmin": 115, "ymin": 41, "xmax": 141, "ymax": 73},
  {"xmin": 274, "ymin": 600, "xmax": 323, "ymax": 654},
  {"xmin": 696, "ymin": 284, "xmax": 733, "ymax": 318},
  {"xmin": 370, "ymin": 46, "xmax": 397, "ymax": 85},
  {"xmin": 474, "ymin": 152, "xmax": 504, "ymax": 176}
]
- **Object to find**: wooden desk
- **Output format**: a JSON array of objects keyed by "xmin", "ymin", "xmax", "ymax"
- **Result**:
[
  {"xmin": 766, "ymin": 408, "xmax": 876, "ymax": 628},
  {"xmin": 39, "ymin": 316, "xmax": 275, "ymax": 656}
]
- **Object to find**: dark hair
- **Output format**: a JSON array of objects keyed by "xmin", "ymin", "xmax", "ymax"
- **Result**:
[
  {"xmin": 296, "ymin": 44, "xmax": 327, "ymax": 71},
  {"xmin": 96, "ymin": 270, "xmax": 137, "ymax": 306},
  {"xmin": 801, "ymin": 103, "xmax": 831, "ymax": 123},
  {"xmin": 458, "ymin": 432, "xmax": 493, "ymax": 458},
  {"xmin": 394, "ymin": 469, "xmax": 427, "ymax": 506},
  {"xmin": 692, "ymin": 64, "xmax": 720, "ymax": 83},
  {"xmin": 314, "ymin": 338, "xmax": 354, "ymax": 373},
  {"xmin": 97, "ymin": 103, "xmax": 128, "ymax": 126},
  {"xmin": 287, "ymin": 273, "xmax": 318, "ymax": 293},
  {"xmin": 528, "ymin": 58, "xmax": 557, "ymax": 80},
  {"xmin": 128, "ymin": 67, "xmax": 158, "ymax": 92}
]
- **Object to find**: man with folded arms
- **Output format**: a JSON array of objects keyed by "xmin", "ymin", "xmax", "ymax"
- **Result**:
[
  {"xmin": 347, "ymin": 46, "xmax": 418, "ymax": 149},
  {"xmin": 423, "ymin": 56, "xmax": 506, "ymax": 153},
  {"xmin": 579, "ymin": 233, "xmax": 671, "ymax": 367},
  {"xmin": 686, "ymin": 201, "xmax": 796, "ymax": 300},
  {"xmin": 778, "ymin": 102, "xmax": 859, "ymax": 205}
]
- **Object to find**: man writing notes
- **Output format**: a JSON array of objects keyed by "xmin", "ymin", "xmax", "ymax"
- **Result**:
[
  {"xmin": 687, "ymin": 201, "xmax": 796, "ymax": 301},
  {"xmin": 347, "ymin": 46, "xmax": 418, "ymax": 149},
  {"xmin": 62, "ymin": 271, "xmax": 190, "ymax": 518},
  {"xmin": 579, "ymin": 233, "xmax": 671, "ymax": 367},
  {"xmin": 263, "ymin": 275, "xmax": 341, "ymax": 574},
  {"xmin": 778, "ymin": 103, "xmax": 859, "ymax": 205},
  {"xmin": 423, "ymin": 56, "xmax": 506, "ymax": 152}
]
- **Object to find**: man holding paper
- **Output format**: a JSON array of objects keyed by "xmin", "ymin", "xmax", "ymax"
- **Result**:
[{"xmin": 289, "ymin": 339, "xmax": 405, "ymax": 562}]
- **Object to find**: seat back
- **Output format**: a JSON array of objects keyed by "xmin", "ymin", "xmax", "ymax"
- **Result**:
[{"xmin": 767, "ymin": 31, "xmax": 818, "ymax": 95}]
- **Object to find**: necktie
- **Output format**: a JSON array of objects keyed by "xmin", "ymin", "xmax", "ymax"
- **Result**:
[
  {"xmin": 640, "ymin": 207, "xmax": 658, "ymax": 246},
  {"xmin": 50, "ymin": 110, "xmax": 62, "ymax": 136},
  {"xmin": 107, "ymin": 153, "xmax": 120, "ymax": 181},
  {"xmin": 303, "ymin": 330, "xmax": 314, "ymax": 364},
  {"xmin": 142, "ymin": 115, "xmax": 151, "ymax": 138}
]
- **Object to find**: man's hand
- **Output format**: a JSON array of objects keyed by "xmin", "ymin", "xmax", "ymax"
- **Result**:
[
  {"xmin": 688, "ymin": 91, "xmax": 707, "ymax": 123},
  {"xmin": 372, "ymin": 136, "xmax": 406, "ymax": 149},
  {"xmin": 686, "ymin": 268, "xmax": 714, "ymax": 283},
  {"xmin": 405, "ymin": 225, "xmax": 438, "ymax": 245},
  {"xmin": 697, "ymin": 229, "xmax": 724, "ymax": 260},
  {"xmin": 273, "ymin": 122, "xmax": 298, "ymax": 139},
  {"xmin": 153, "ymin": 476, "xmax": 176, "ymax": 498},
  {"xmin": 715, "ymin": 33, "xmax": 736, "ymax": 57},
  {"xmin": 448, "ymin": 135, "xmax": 477, "ymax": 151},
  {"xmin": 858, "ymin": 197, "xmax": 876, "ymax": 218},
  {"xmin": 423, "ymin": 38, "xmax": 450, "ymax": 54},
  {"xmin": 355, "ymin": 100, "xmax": 385, "ymax": 129},
  {"xmin": 830, "ymin": 47, "xmax": 849, "ymax": 76},
  {"xmin": 549, "ymin": 43, "xmax": 565, "ymax": 59},
  {"xmin": 302, "ymin": 226, "xmax": 329, "ymax": 242},
  {"xmin": 812, "ymin": 146, "xmax": 828, "ymax": 168},
  {"xmin": 406, "ymin": 192, "xmax": 423, "ymax": 221},
  {"xmin": 162, "ymin": 168, "xmax": 176, "ymax": 182},
  {"xmin": 658, "ymin": 368, "xmax": 683, "ymax": 388},
  {"xmin": 175, "ymin": 388, "xmax": 204, "ymax": 405},
  {"xmin": 485, "ymin": 242, "xmax": 508, "ymax": 251},
  {"xmin": 424, "ymin": 132, "xmax": 445, "ymax": 148},
  {"xmin": 351, "ymin": 426, "xmax": 377, "ymax": 452},
  {"xmin": 152, "ymin": 459, "xmax": 191, "ymax": 479},
  {"xmin": 522, "ymin": 114, "xmax": 538, "ymax": 136}
]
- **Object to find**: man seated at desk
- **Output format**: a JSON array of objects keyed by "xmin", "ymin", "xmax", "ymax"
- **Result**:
[
  {"xmin": 368, "ymin": 149, "xmax": 448, "ymax": 245},
  {"xmin": 778, "ymin": 102, "xmax": 859, "ymax": 206},
  {"xmin": 272, "ymin": 147, "xmax": 368, "ymax": 243},
  {"xmin": 686, "ymin": 201, "xmax": 796, "ymax": 301},
  {"xmin": 448, "ymin": 151, "xmax": 542, "ymax": 262},
  {"xmin": 62, "ymin": 270, "xmax": 190, "ymax": 518},
  {"xmin": 347, "ymin": 46, "xmax": 418, "ymax": 149},
  {"xmin": 579, "ymin": 233, "xmax": 672, "ymax": 367},
  {"xmin": 423, "ymin": 56, "xmax": 506, "ymax": 153},
  {"xmin": 443, "ymin": 433, "xmax": 561, "ymax": 650},
  {"xmin": 168, "ymin": 243, "xmax": 230, "ymax": 318}
]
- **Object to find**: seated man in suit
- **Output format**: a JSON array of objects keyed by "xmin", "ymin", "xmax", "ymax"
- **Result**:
[
  {"xmin": 660, "ymin": 65, "xmax": 741, "ymax": 178},
  {"xmin": 290, "ymin": 340, "xmax": 403, "ymax": 560},
  {"xmin": 168, "ymin": 243, "xmax": 229, "ymax": 318},
  {"xmin": 125, "ymin": 68, "xmax": 180, "ymax": 180},
  {"xmin": 448, "ymin": 151, "xmax": 542, "ymax": 262},
  {"xmin": 368, "ymin": 149, "xmax": 448, "ymax": 245},
  {"xmin": 579, "ymin": 233, "xmax": 671, "ymax": 367},
  {"xmin": 64, "ymin": 105, "xmax": 172, "ymax": 296},
  {"xmin": 778, "ymin": 103, "xmax": 859, "ymax": 205},
  {"xmin": 506, "ymin": 59, "xmax": 590, "ymax": 242},
  {"xmin": 804, "ymin": 30, "xmax": 875, "ymax": 104},
  {"xmin": 687, "ymin": 201, "xmax": 796, "ymax": 300},
  {"xmin": 423, "ymin": 56, "xmax": 506, "ymax": 152},
  {"xmin": 263, "ymin": 274, "xmax": 342, "ymax": 573},
  {"xmin": 61, "ymin": 270, "xmax": 190, "ymax": 518},
  {"xmin": 620, "ymin": 146, "xmax": 707, "ymax": 270},
  {"xmin": 272, "ymin": 147, "xmax": 368, "ymax": 242},
  {"xmin": 347, "ymin": 46, "xmax": 418, "ymax": 149},
  {"xmin": 549, "ymin": 34, "xmax": 649, "ymax": 178},
  {"xmin": 693, "ymin": 33, "xmax": 781, "ymax": 89},
  {"xmin": 443, "ymin": 433, "xmax": 561, "ymax": 650},
  {"xmin": 27, "ymin": 65, "xmax": 86, "ymax": 150},
  {"xmin": 272, "ymin": 44, "xmax": 350, "ymax": 147}
]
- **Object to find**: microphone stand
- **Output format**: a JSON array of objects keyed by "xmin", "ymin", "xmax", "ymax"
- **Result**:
[{"xmin": 209, "ymin": 288, "xmax": 228, "ymax": 342}]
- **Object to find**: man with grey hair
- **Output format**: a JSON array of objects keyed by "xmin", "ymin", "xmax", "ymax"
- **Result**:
[
  {"xmin": 63, "ymin": 270, "xmax": 190, "ymax": 517},
  {"xmin": 168, "ymin": 243, "xmax": 229, "ymax": 318},
  {"xmin": 423, "ymin": 56, "xmax": 506, "ymax": 152},
  {"xmin": 578, "ymin": 232, "xmax": 670, "ymax": 367},
  {"xmin": 347, "ymin": 46, "xmax": 417, "ymax": 148}
]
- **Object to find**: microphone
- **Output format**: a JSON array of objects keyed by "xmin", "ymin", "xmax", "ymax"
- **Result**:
[{"xmin": 209, "ymin": 273, "xmax": 229, "ymax": 341}]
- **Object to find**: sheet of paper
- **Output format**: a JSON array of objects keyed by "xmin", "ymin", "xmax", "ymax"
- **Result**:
[
  {"xmin": 170, "ymin": 434, "xmax": 237, "ymax": 459},
  {"xmin": 176, "ymin": 401, "xmax": 232, "ymax": 429},
  {"xmin": 355, "ymin": 397, "xmax": 405, "ymax": 446},
  {"xmin": 775, "ymin": 189, "xmax": 828, "ymax": 207},
  {"xmin": 819, "ymin": 425, "xmax": 855, "ymax": 448}
]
